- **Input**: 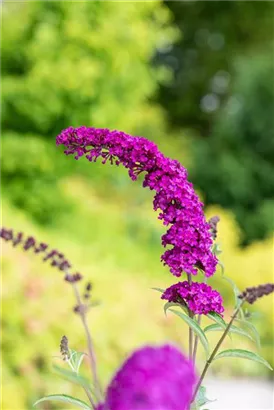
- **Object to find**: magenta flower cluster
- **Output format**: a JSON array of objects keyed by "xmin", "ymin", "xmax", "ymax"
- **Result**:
[
  {"xmin": 57, "ymin": 126, "xmax": 218, "ymax": 277},
  {"xmin": 96, "ymin": 345, "xmax": 196, "ymax": 410},
  {"xmin": 161, "ymin": 281, "xmax": 224, "ymax": 316}
]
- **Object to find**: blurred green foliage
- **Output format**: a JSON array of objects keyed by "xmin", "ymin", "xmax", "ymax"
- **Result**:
[
  {"xmin": 1, "ymin": 0, "xmax": 176, "ymax": 223},
  {"xmin": 191, "ymin": 54, "xmax": 274, "ymax": 245},
  {"xmin": 157, "ymin": 2, "xmax": 274, "ymax": 244},
  {"xmin": 1, "ymin": 133, "xmax": 73, "ymax": 224},
  {"xmin": 158, "ymin": 1, "xmax": 273, "ymax": 133}
]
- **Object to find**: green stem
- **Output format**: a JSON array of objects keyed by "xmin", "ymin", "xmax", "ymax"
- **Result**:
[
  {"xmin": 187, "ymin": 274, "xmax": 193, "ymax": 359},
  {"xmin": 192, "ymin": 300, "xmax": 244, "ymax": 402},
  {"xmin": 193, "ymin": 276, "xmax": 206, "ymax": 364},
  {"xmin": 192, "ymin": 315, "xmax": 201, "ymax": 364},
  {"xmin": 67, "ymin": 353, "xmax": 96, "ymax": 409},
  {"xmin": 83, "ymin": 386, "xmax": 96, "ymax": 410},
  {"xmin": 71, "ymin": 283, "xmax": 103, "ymax": 401},
  {"xmin": 188, "ymin": 309, "xmax": 194, "ymax": 359}
]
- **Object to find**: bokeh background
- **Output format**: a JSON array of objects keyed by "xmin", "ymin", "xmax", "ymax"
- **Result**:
[{"xmin": 1, "ymin": 1, "xmax": 274, "ymax": 409}]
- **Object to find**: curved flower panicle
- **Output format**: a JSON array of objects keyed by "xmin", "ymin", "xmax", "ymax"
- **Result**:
[
  {"xmin": 161, "ymin": 281, "xmax": 224, "ymax": 316},
  {"xmin": 99, "ymin": 345, "xmax": 196, "ymax": 410},
  {"xmin": 57, "ymin": 126, "xmax": 218, "ymax": 277}
]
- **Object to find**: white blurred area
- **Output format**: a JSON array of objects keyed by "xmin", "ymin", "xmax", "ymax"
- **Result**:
[{"xmin": 204, "ymin": 378, "xmax": 274, "ymax": 409}]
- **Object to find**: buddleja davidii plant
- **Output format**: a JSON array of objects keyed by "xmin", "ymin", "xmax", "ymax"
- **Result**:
[
  {"xmin": 2, "ymin": 126, "xmax": 273, "ymax": 410},
  {"xmin": 53, "ymin": 126, "xmax": 223, "ymax": 409},
  {"xmin": 39, "ymin": 125, "xmax": 274, "ymax": 408},
  {"xmin": 157, "ymin": 216, "xmax": 273, "ymax": 410}
]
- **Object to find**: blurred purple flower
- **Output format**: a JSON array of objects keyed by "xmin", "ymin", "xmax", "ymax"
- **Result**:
[
  {"xmin": 57, "ymin": 126, "xmax": 218, "ymax": 277},
  {"xmin": 208, "ymin": 215, "xmax": 220, "ymax": 240},
  {"xmin": 98, "ymin": 345, "xmax": 196, "ymax": 410},
  {"xmin": 162, "ymin": 281, "xmax": 224, "ymax": 316},
  {"xmin": 239, "ymin": 283, "xmax": 274, "ymax": 304},
  {"xmin": 0, "ymin": 226, "xmax": 82, "ymax": 282}
]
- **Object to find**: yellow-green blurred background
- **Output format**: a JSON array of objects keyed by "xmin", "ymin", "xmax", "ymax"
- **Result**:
[{"xmin": 1, "ymin": 1, "xmax": 274, "ymax": 409}]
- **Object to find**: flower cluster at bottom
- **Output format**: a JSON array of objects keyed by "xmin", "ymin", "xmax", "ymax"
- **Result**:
[
  {"xmin": 161, "ymin": 281, "xmax": 224, "ymax": 316},
  {"xmin": 96, "ymin": 345, "xmax": 196, "ymax": 410}
]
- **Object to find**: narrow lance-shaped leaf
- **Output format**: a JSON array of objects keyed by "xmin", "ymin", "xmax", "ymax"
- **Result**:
[
  {"xmin": 213, "ymin": 349, "xmax": 273, "ymax": 370},
  {"xmin": 169, "ymin": 309, "xmax": 210, "ymax": 358},
  {"xmin": 222, "ymin": 276, "xmax": 242, "ymax": 308},
  {"xmin": 222, "ymin": 276, "xmax": 240, "ymax": 298},
  {"xmin": 218, "ymin": 261, "xmax": 225, "ymax": 275},
  {"xmin": 70, "ymin": 350, "xmax": 86, "ymax": 373},
  {"xmin": 235, "ymin": 318, "xmax": 261, "ymax": 350},
  {"xmin": 53, "ymin": 365, "xmax": 92, "ymax": 391},
  {"xmin": 206, "ymin": 311, "xmax": 232, "ymax": 339},
  {"xmin": 243, "ymin": 309, "xmax": 263, "ymax": 320},
  {"xmin": 163, "ymin": 302, "xmax": 188, "ymax": 316},
  {"xmin": 212, "ymin": 243, "xmax": 222, "ymax": 256},
  {"xmin": 204, "ymin": 323, "xmax": 255, "ymax": 343},
  {"xmin": 151, "ymin": 287, "xmax": 165, "ymax": 294},
  {"xmin": 207, "ymin": 311, "xmax": 227, "ymax": 330},
  {"xmin": 33, "ymin": 394, "xmax": 92, "ymax": 409},
  {"xmin": 222, "ymin": 276, "xmax": 245, "ymax": 319},
  {"xmin": 195, "ymin": 385, "xmax": 216, "ymax": 407}
]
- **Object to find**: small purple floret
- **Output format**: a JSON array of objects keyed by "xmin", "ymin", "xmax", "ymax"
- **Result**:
[
  {"xmin": 162, "ymin": 281, "xmax": 224, "ymax": 316},
  {"xmin": 56, "ymin": 126, "xmax": 218, "ymax": 277},
  {"xmin": 99, "ymin": 345, "xmax": 196, "ymax": 410}
]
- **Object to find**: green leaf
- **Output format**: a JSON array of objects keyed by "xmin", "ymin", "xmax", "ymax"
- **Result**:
[
  {"xmin": 195, "ymin": 385, "xmax": 215, "ymax": 407},
  {"xmin": 196, "ymin": 385, "xmax": 207, "ymax": 406},
  {"xmin": 204, "ymin": 323, "xmax": 225, "ymax": 333},
  {"xmin": 212, "ymin": 243, "xmax": 222, "ymax": 256},
  {"xmin": 204, "ymin": 323, "xmax": 255, "ymax": 342},
  {"xmin": 235, "ymin": 318, "xmax": 261, "ymax": 350},
  {"xmin": 207, "ymin": 312, "xmax": 227, "ymax": 330},
  {"xmin": 243, "ymin": 310, "xmax": 263, "ymax": 320},
  {"xmin": 222, "ymin": 276, "xmax": 244, "ymax": 317},
  {"xmin": 169, "ymin": 309, "xmax": 210, "ymax": 357},
  {"xmin": 163, "ymin": 302, "xmax": 188, "ymax": 316},
  {"xmin": 218, "ymin": 261, "xmax": 225, "ymax": 275},
  {"xmin": 33, "ymin": 394, "xmax": 91, "ymax": 409},
  {"xmin": 69, "ymin": 350, "xmax": 86, "ymax": 373},
  {"xmin": 214, "ymin": 349, "xmax": 273, "ymax": 370},
  {"xmin": 222, "ymin": 276, "xmax": 240, "ymax": 298},
  {"xmin": 151, "ymin": 287, "xmax": 165, "ymax": 294},
  {"xmin": 53, "ymin": 364, "xmax": 91, "ymax": 389},
  {"xmin": 164, "ymin": 302, "xmax": 180, "ymax": 316}
]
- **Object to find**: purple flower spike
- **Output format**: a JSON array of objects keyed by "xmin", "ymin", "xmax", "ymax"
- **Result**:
[
  {"xmin": 99, "ymin": 345, "xmax": 196, "ymax": 410},
  {"xmin": 57, "ymin": 126, "xmax": 218, "ymax": 277},
  {"xmin": 162, "ymin": 281, "xmax": 224, "ymax": 316}
]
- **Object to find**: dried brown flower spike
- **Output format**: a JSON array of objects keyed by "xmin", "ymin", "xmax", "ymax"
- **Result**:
[
  {"xmin": 208, "ymin": 216, "xmax": 220, "ymax": 240},
  {"xmin": 60, "ymin": 335, "xmax": 70, "ymax": 361},
  {"xmin": 239, "ymin": 283, "xmax": 274, "ymax": 304}
]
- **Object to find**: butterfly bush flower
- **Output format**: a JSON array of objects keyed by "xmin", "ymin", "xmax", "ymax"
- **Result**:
[
  {"xmin": 208, "ymin": 215, "xmax": 220, "ymax": 240},
  {"xmin": 0, "ymin": 227, "xmax": 82, "ymax": 282},
  {"xmin": 57, "ymin": 126, "xmax": 218, "ymax": 277},
  {"xmin": 161, "ymin": 281, "xmax": 224, "ymax": 316},
  {"xmin": 239, "ymin": 283, "xmax": 274, "ymax": 304},
  {"xmin": 97, "ymin": 345, "xmax": 196, "ymax": 410}
]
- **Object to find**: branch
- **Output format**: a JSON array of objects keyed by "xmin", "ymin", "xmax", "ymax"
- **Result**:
[{"xmin": 71, "ymin": 283, "xmax": 103, "ymax": 401}]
